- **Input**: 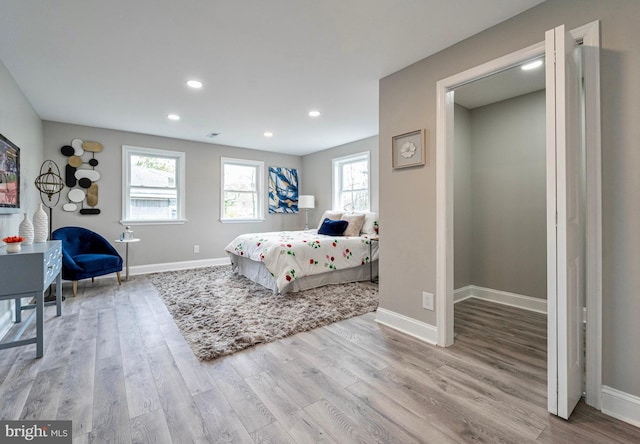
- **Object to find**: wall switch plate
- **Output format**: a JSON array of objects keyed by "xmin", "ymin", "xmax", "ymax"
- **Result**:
[
  {"xmin": 193, "ymin": 245, "xmax": 200, "ymax": 254},
  {"xmin": 422, "ymin": 291, "xmax": 434, "ymax": 310}
]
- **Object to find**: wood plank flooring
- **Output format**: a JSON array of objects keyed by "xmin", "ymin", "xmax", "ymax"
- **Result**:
[{"xmin": 0, "ymin": 277, "xmax": 638, "ymax": 443}]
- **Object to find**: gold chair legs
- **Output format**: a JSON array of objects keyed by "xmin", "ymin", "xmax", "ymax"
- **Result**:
[{"xmin": 71, "ymin": 272, "xmax": 122, "ymax": 297}]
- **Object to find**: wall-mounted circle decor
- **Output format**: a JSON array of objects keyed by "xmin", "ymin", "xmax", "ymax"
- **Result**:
[
  {"xmin": 87, "ymin": 183, "xmax": 98, "ymax": 206},
  {"xmin": 68, "ymin": 188, "xmax": 85, "ymax": 203},
  {"xmin": 71, "ymin": 138, "xmax": 84, "ymax": 155},
  {"xmin": 75, "ymin": 169, "xmax": 100, "ymax": 181},
  {"xmin": 65, "ymin": 164, "xmax": 76, "ymax": 187},
  {"xmin": 60, "ymin": 138, "xmax": 103, "ymax": 215},
  {"xmin": 68, "ymin": 156, "xmax": 82, "ymax": 167},
  {"xmin": 82, "ymin": 141, "xmax": 103, "ymax": 152}
]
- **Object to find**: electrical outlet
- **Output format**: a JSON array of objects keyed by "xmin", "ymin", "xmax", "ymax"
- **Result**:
[
  {"xmin": 422, "ymin": 291, "xmax": 434, "ymax": 310},
  {"xmin": 193, "ymin": 245, "xmax": 200, "ymax": 254}
]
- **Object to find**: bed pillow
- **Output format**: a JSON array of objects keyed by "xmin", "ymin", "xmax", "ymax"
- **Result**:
[
  {"xmin": 341, "ymin": 213, "xmax": 366, "ymax": 237},
  {"xmin": 316, "ymin": 210, "xmax": 343, "ymax": 230},
  {"xmin": 360, "ymin": 212, "xmax": 379, "ymax": 236},
  {"xmin": 318, "ymin": 218, "xmax": 349, "ymax": 236}
]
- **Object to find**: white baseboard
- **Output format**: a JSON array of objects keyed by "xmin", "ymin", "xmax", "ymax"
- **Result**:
[
  {"xmin": 454, "ymin": 285, "xmax": 474, "ymax": 303},
  {"xmin": 454, "ymin": 285, "xmax": 547, "ymax": 314},
  {"xmin": 601, "ymin": 385, "xmax": 640, "ymax": 428},
  {"xmin": 375, "ymin": 308, "xmax": 438, "ymax": 345},
  {"xmin": 90, "ymin": 256, "xmax": 232, "ymax": 280},
  {"xmin": 128, "ymin": 256, "xmax": 231, "ymax": 276}
]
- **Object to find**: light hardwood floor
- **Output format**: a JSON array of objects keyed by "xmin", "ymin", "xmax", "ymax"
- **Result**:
[{"xmin": 0, "ymin": 276, "xmax": 638, "ymax": 443}]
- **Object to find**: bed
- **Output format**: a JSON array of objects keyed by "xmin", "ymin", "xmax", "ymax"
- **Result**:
[{"xmin": 225, "ymin": 211, "xmax": 379, "ymax": 293}]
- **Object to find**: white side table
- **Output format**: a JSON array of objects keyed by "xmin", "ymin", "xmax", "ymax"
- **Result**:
[{"xmin": 114, "ymin": 238, "xmax": 140, "ymax": 280}]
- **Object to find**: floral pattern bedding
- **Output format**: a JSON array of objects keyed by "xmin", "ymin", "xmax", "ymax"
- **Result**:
[{"xmin": 225, "ymin": 230, "xmax": 379, "ymax": 292}]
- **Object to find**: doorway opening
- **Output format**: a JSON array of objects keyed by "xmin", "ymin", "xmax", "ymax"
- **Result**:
[
  {"xmin": 451, "ymin": 59, "xmax": 547, "ymax": 314},
  {"xmin": 435, "ymin": 21, "xmax": 601, "ymax": 418},
  {"xmin": 451, "ymin": 57, "xmax": 551, "ymax": 418}
]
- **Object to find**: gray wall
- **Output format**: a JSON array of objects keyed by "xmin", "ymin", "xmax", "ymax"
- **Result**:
[
  {"xmin": 453, "ymin": 104, "xmax": 472, "ymax": 290},
  {"xmin": 379, "ymin": 0, "xmax": 640, "ymax": 397},
  {"xmin": 0, "ymin": 60, "xmax": 43, "ymax": 335},
  {"xmin": 43, "ymin": 121, "xmax": 303, "ymax": 267},
  {"xmin": 301, "ymin": 135, "xmax": 379, "ymax": 226},
  {"xmin": 459, "ymin": 91, "xmax": 546, "ymax": 299}
]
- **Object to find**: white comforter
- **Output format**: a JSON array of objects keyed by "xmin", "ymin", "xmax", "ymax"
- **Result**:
[{"xmin": 225, "ymin": 230, "xmax": 378, "ymax": 292}]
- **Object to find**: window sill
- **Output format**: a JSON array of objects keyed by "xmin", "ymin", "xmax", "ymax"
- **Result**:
[
  {"xmin": 120, "ymin": 219, "xmax": 187, "ymax": 226},
  {"xmin": 219, "ymin": 218, "xmax": 265, "ymax": 224}
]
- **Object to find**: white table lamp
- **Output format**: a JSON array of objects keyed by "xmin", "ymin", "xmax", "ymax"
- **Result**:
[{"xmin": 298, "ymin": 195, "xmax": 315, "ymax": 230}]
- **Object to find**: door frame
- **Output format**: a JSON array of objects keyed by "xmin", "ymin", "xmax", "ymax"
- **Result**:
[{"xmin": 435, "ymin": 21, "xmax": 601, "ymax": 410}]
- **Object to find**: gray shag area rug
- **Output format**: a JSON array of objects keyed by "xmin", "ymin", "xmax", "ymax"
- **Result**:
[{"xmin": 149, "ymin": 265, "xmax": 378, "ymax": 361}]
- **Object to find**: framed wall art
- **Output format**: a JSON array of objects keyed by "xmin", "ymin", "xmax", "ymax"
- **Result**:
[
  {"xmin": 392, "ymin": 129, "xmax": 427, "ymax": 169},
  {"xmin": 268, "ymin": 166, "xmax": 299, "ymax": 213},
  {"xmin": 0, "ymin": 133, "xmax": 20, "ymax": 214}
]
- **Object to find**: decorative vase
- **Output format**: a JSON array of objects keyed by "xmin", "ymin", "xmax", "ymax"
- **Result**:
[
  {"xmin": 6, "ymin": 242, "xmax": 22, "ymax": 253},
  {"xmin": 18, "ymin": 213, "xmax": 34, "ymax": 245},
  {"xmin": 33, "ymin": 203, "xmax": 49, "ymax": 243}
]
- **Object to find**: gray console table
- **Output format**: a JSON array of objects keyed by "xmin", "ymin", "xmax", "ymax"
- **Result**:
[{"xmin": 0, "ymin": 240, "xmax": 63, "ymax": 358}]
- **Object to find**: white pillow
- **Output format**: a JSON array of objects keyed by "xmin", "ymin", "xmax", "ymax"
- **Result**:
[
  {"xmin": 341, "ymin": 213, "xmax": 366, "ymax": 237},
  {"xmin": 317, "ymin": 210, "xmax": 343, "ymax": 230},
  {"xmin": 359, "ymin": 212, "xmax": 379, "ymax": 236}
]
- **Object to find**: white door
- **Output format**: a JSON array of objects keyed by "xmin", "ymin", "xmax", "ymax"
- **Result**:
[{"xmin": 546, "ymin": 24, "xmax": 584, "ymax": 419}]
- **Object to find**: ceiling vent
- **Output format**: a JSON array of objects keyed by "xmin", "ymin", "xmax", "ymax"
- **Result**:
[{"xmin": 206, "ymin": 132, "xmax": 219, "ymax": 138}]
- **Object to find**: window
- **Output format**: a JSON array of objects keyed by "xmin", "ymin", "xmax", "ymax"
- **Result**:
[
  {"xmin": 122, "ymin": 145, "xmax": 185, "ymax": 224},
  {"xmin": 221, "ymin": 157, "xmax": 264, "ymax": 222},
  {"xmin": 333, "ymin": 151, "xmax": 370, "ymax": 211}
]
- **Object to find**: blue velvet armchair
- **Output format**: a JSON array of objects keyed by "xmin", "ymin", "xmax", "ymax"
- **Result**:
[{"xmin": 52, "ymin": 226, "xmax": 123, "ymax": 297}]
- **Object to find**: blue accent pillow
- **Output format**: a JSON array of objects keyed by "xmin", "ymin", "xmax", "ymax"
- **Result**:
[{"xmin": 318, "ymin": 218, "xmax": 349, "ymax": 236}]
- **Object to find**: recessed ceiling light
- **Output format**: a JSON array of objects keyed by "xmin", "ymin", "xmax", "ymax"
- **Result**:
[
  {"xmin": 264, "ymin": 131, "xmax": 273, "ymax": 138},
  {"xmin": 308, "ymin": 110, "xmax": 321, "ymax": 117},
  {"xmin": 521, "ymin": 60, "xmax": 543, "ymax": 71},
  {"xmin": 167, "ymin": 114, "xmax": 180, "ymax": 121},
  {"xmin": 186, "ymin": 79, "xmax": 204, "ymax": 89}
]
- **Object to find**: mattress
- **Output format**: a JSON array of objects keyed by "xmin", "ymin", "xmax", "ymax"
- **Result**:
[
  {"xmin": 231, "ymin": 253, "xmax": 378, "ymax": 293},
  {"xmin": 225, "ymin": 229, "xmax": 379, "ymax": 293}
]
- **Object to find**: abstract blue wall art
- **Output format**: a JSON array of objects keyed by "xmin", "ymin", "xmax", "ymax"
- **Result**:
[{"xmin": 268, "ymin": 167, "xmax": 298, "ymax": 213}]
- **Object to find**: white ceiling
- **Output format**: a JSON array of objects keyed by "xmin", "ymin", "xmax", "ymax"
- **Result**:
[
  {"xmin": 0, "ymin": 0, "xmax": 545, "ymax": 155},
  {"xmin": 454, "ymin": 57, "xmax": 546, "ymax": 109}
]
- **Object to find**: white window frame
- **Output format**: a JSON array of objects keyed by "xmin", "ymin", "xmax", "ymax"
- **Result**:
[
  {"xmin": 121, "ymin": 145, "xmax": 186, "ymax": 225},
  {"xmin": 332, "ymin": 151, "xmax": 371, "ymax": 211},
  {"xmin": 220, "ymin": 157, "xmax": 265, "ymax": 223}
]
